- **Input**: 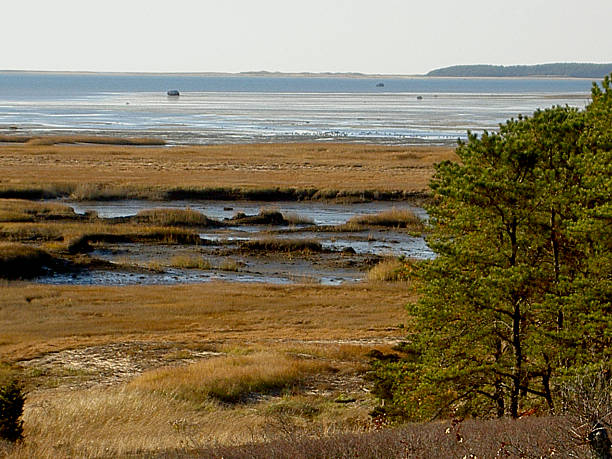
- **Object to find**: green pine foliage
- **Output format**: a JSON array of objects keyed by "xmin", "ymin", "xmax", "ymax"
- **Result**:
[
  {"xmin": 370, "ymin": 75, "xmax": 611, "ymax": 421},
  {"xmin": 0, "ymin": 378, "xmax": 25, "ymax": 442}
]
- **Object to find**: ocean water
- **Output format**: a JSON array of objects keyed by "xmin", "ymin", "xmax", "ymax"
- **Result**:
[{"xmin": 0, "ymin": 72, "xmax": 592, "ymax": 145}]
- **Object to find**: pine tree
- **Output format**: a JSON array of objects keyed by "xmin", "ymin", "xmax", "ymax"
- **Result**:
[{"xmin": 370, "ymin": 75, "xmax": 611, "ymax": 421}]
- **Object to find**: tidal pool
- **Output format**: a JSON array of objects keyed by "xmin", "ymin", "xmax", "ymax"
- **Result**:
[
  {"xmin": 65, "ymin": 199, "xmax": 429, "ymax": 225},
  {"xmin": 38, "ymin": 199, "xmax": 432, "ymax": 285}
]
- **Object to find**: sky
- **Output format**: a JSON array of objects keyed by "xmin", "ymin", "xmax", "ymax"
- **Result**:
[{"xmin": 3, "ymin": 0, "xmax": 611, "ymax": 74}]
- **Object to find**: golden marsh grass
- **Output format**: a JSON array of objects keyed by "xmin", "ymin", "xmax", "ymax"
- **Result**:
[
  {"xmin": 0, "ymin": 199, "xmax": 77, "ymax": 222},
  {"xmin": 0, "ymin": 280, "xmax": 408, "ymax": 456},
  {"xmin": 367, "ymin": 258, "xmax": 411, "ymax": 282},
  {"xmin": 130, "ymin": 351, "xmax": 333, "ymax": 403},
  {"xmin": 0, "ymin": 138, "xmax": 447, "ymax": 456},
  {"xmin": 135, "ymin": 208, "xmax": 222, "ymax": 227},
  {"xmin": 0, "ymin": 142, "xmax": 456, "ymax": 199},
  {"xmin": 0, "ymin": 134, "xmax": 165, "ymax": 146},
  {"xmin": 347, "ymin": 208, "xmax": 424, "ymax": 230},
  {"xmin": 0, "ymin": 282, "xmax": 412, "ymax": 362},
  {"xmin": 169, "ymin": 255, "xmax": 212, "ymax": 270},
  {"xmin": 241, "ymin": 238, "xmax": 323, "ymax": 253},
  {"xmin": 0, "ymin": 243, "xmax": 55, "ymax": 279}
]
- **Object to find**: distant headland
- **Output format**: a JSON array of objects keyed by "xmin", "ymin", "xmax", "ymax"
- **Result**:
[
  {"xmin": 426, "ymin": 63, "xmax": 612, "ymax": 78},
  {"xmin": 2, "ymin": 63, "xmax": 611, "ymax": 79}
]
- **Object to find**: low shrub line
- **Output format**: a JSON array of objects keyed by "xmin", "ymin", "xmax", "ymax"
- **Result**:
[{"xmin": 0, "ymin": 186, "xmax": 430, "ymax": 203}]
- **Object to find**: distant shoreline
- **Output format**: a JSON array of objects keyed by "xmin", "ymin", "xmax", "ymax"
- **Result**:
[
  {"xmin": 426, "ymin": 63, "xmax": 612, "ymax": 79},
  {"xmin": 0, "ymin": 69, "xmax": 602, "ymax": 80}
]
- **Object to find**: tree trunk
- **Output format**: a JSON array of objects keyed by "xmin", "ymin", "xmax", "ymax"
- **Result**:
[
  {"xmin": 510, "ymin": 299, "xmax": 522, "ymax": 418},
  {"xmin": 588, "ymin": 422, "xmax": 612, "ymax": 459},
  {"xmin": 509, "ymin": 218, "xmax": 523, "ymax": 419}
]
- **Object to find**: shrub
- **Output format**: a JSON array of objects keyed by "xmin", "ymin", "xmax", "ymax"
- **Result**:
[
  {"xmin": 367, "ymin": 258, "xmax": 413, "ymax": 282},
  {"xmin": 0, "ymin": 378, "xmax": 25, "ymax": 442},
  {"xmin": 557, "ymin": 369, "xmax": 612, "ymax": 458}
]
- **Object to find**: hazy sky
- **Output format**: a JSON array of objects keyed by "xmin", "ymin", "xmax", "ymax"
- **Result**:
[{"xmin": 3, "ymin": 0, "xmax": 611, "ymax": 74}]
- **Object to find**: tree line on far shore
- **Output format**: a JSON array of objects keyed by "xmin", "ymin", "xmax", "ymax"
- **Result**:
[{"xmin": 427, "ymin": 63, "xmax": 612, "ymax": 78}]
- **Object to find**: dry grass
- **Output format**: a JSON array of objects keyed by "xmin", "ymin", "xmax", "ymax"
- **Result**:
[
  {"xmin": 241, "ymin": 238, "xmax": 323, "ymax": 253},
  {"xmin": 0, "ymin": 199, "xmax": 77, "ymax": 222},
  {"xmin": 347, "ymin": 208, "xmax": 424, "ymax": 231},
  {"xmin": 0, "ymin": 220, "xmax": 201, "ymax": 252},
  {"xmin": 10, "ymin": 388, "xmax": 205, "ymax": 457},
  {"xmin": 367, "ymin": 258, "xmax": 411, "ymax": 282},
  {"xmin": 282, "ymin": 212, "xmax": 315, "ymax": 226},
  {"xmin": 0, "ymin": 142, "xmax": 456, "ymax": 200},
  {"xmin": 0, "ymin": 280, "xmax": 409, "ymax": 457},
  {"xmin": 1, "ymin": 387, "xmax": 579, "ymax": 459},
  {"xmin": 0, "ymin": 243, "xmax": 56, "ymax": 279},
  {"xmin": 131, "ymin": 351, "xmax": 333, "ymax": 404},
  {"xmin": 0, "ymin": 134, "xmax": 165, "ymax": 146},
  {"xmin": 135, "ymin": 208, "xmax": 222, "ymax": 227},
  {"xmin": 218, "ymin": 258, "xmax": 243, "ymax": 271},
  {"xmin": 187, "ymin": 416, "xmax": 576, "ymax": 459},
  {"xmin": 3, "ymin": 382, "xmax": 368, "ymax": 458},
  {"xmin": 169, "ymin": 255, "xmax": 212, "ymax": 270},
  {"xmin": 0, "ymin": 199, "xmax": 205, "ymax": 254},
  {"xmin": 0, "ymin": 282, "xmax": 411, "ymax": 362}
]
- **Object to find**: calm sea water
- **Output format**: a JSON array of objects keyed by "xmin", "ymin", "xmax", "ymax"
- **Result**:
[{"xmin": 0, "ymin": 72, "xmax": 593, "ymax": 145}]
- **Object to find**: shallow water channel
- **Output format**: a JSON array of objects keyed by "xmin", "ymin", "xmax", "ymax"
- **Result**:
[{"xmin": 39, "ymin": 200, "xmax": 433, "ymax": 286}]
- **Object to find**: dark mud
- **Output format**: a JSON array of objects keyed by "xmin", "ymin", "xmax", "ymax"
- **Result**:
[{"xmin": 35, "ymin": 200, "xmax": 432, "ymax": 285}]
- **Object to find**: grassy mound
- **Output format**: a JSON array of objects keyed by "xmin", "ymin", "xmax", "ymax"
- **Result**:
[
  {"xmin": 0, "ymin": 134, "xmax": 165, "ymax": 146},
  {"xmin": 241, "ymin": 238, "xmax": 323, "ymax": 253},
  {"xmin": 229, "ymin": 210, "xmax": 288, "ymax": 225},
  {"xmin": 367, "ymin": 258, "xmax": 411, "ymax": 282},
  {"xmin": 347, "ymin": 208, "xmax": 424, "ymax": 231},
  {"xmin": 135, "ymin": 208, "xmax": 223, "ymax": 227},
  {"xmin": 0, "ymin": 199, "xmax": 78, "ymax": 222},
  {"xmin": 130, "ymin": 351, "xmax": 332, "ymax": 404},
  {"xmin": 0, "ymin": 243, "xmax": 57, "ymax": 279}
]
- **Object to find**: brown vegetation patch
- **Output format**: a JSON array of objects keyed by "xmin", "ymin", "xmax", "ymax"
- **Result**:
[
  {"xmin": 189, "ymin": 416, "xmax": 574, "ymax": 458},
  {"xmin": 0, "ymin": 134, "xmax": 165, "ymax": 146},
  {"xmin": 367, "ymin": 258, "xmax": 411, "ymax": 282},
  {"xmin": 229, "ymin": 210, "xmax": 288, "ymax": 225},
  {"xmin": 0, "ymin": 199, "xmax": 78, "ymax": 222},
  {"xmin": 0, "ymin": 282, "xmax": 410, "ymax": 362},
  {"xmin": 134, "ymin": 208, "xmax": 223, "ymax": 228},
  {"xmin": 0, "ymin": 243, "xmax": 58, "ymax": 279},
  {"xmin": 131, "ymin": 351, "xmax": 333, "ymax": 404},
  {"xmin": 347, "ymin": 208, "xmax": 424, "ymax": 231},
  {"xmin": 241, "ymin": 238, "xmax": 323, "ymax": 253},
  {"xmin": 0, "ymin": 142, "xmax": 456, "ymax": 201}
]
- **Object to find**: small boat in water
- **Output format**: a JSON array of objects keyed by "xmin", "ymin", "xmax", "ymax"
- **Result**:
[
  {"xmin": 167, "ymin": 90, "xmax": 180, "ymax": 96},
  {"xmin": 376, "ymin": 83, "xmax": 384, "ymax": 87}
]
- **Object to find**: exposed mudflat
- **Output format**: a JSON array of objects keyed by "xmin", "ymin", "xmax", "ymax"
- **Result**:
[
  {"xmin": 36, "ymin": 199, "xmax": 431, "ymax": 285},
  {"xmin": 67, "ymin": 199, "xmax": 429, "ymax": 224}
]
